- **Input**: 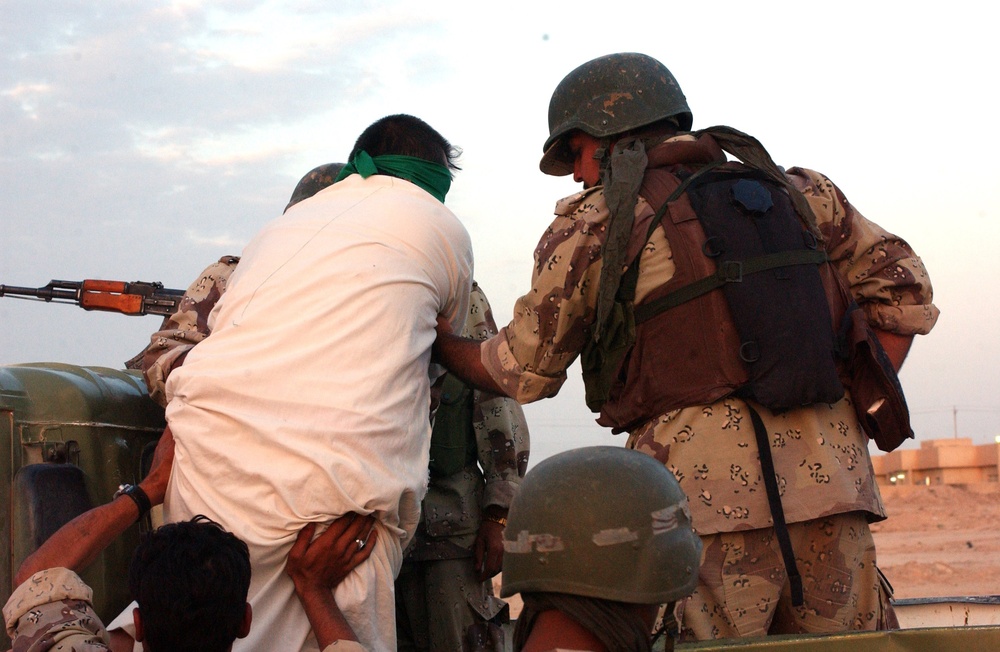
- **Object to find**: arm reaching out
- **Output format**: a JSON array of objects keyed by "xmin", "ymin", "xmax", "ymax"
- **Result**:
[
  {"xmin": 13, "ymin": 427, "xmax": 175, "ymax": 586},
  {"xmin": 433, "ymin": 316, "xmax": 505, "ymax": 395},
  {"xmin": 285, "ymin": 515, "xmax": 378, "ymax": 649}
]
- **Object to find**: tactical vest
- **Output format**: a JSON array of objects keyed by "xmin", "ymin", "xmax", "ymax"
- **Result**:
[
  {"xmin": 582, "ymin": 155, "xmax": 913, "ymax": 453},
  {"xmin": 591, "ymin": 162, "xmax": 847, "ymax": 433}
]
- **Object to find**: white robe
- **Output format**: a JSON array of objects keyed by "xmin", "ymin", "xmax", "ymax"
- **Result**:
[{"xmin": 162, "ymin": 174, "xmax": 473, "ymax": 652}]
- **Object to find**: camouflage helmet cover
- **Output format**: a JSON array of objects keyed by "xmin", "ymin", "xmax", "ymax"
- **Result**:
[
  {"xmin": 284, "ymin": 162, "xmax": 346, "ymax": 213},
  {"xmin": 500, "ymin": 446, "xmax": 702, "ymax": 604},
  {"xmin": 540, "ymin": 53, "xmax": 693, "ymax": 176}
]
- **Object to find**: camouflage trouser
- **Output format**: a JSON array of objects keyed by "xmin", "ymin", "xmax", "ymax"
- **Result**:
[
  {"xmin": 395, "ymin": 557, "xmax": 509, "ymax": 652},
  {"xmin": 678, "ymin": 512, "xmax": 898, "ymax": 641}
]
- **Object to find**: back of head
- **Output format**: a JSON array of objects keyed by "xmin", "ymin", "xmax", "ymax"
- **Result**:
[
  {"xmin": 500, "ymin": 445, "xmax": 701, "ymax": 604},
  {"xmin": 349, "ymin": 113, "xmax": 461, "ymax": 172},
  {"xmin": 540, "ymin": 53, "xmax": 693, "ymax": 176},
  {"xmin": 129, "ymin": 516, "xmax": 251, "ymax": 652}
]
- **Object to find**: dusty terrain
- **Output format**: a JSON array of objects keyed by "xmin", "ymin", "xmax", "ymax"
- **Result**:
[
  {"xmin": 872, "ymin": 483, "xmax": 1000, "ymax": 599},
  {"xmin": 496, "ymin": 483, "xmax": 1000, "ymax": 617}
]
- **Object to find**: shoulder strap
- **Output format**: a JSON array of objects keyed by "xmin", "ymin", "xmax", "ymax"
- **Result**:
[
  {"xmin": 634, "ymin": 249, "xmax": 828, "ymax": 324},
  {"xmin": 697, "ymin": 126, "xmax": 823, "ymax": 240},
  {"xmin": 617, "ymin": 160, "xmax": 726, "ymax": 305}
]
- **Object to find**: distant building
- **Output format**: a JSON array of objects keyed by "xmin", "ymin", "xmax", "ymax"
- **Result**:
[{"xmin": 872, "ymin": 438, "xmax": 1000, "ymax": 487}]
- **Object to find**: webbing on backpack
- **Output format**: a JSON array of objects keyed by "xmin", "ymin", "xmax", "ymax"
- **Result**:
[{"xmin": 634, "ymin": 249, "xmax": 828, "ymax": 325}]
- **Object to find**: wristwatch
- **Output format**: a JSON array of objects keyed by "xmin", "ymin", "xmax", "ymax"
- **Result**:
[{"xmin": 114, "ymin": 483, "xmax": 152, "ymax": 520}]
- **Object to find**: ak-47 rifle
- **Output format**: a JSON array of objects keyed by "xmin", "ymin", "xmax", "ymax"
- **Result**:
[{"xmin": 0, "ymin": 279, "xmax": 185, "ymax": 317}]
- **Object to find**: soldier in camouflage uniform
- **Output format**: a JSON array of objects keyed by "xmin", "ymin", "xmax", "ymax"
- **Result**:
[
  {"xmin": 395, "ymin": 282, "xmax": 529, "ymax": 652},
  {"xmin": 139, "ymin": 254, "xmax": 240, "ymax": 406},
  {"xmin": 434, "ymin": 53, "xmax": 939, "ymax": 641}
]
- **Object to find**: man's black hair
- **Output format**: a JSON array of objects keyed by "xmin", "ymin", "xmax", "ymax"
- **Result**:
[
  {"xmin": 128, "ymin": 516, "xmax": 251, "ymax": 652},
  {"xmin": 349, "ymin": 114, "xmax": 462, "ymax": 174}
]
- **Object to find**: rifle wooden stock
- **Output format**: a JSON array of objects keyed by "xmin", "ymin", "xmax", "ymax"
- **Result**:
[{"xmin": 0, "ymin": 279, "xmax": 185, "ymax": 317}]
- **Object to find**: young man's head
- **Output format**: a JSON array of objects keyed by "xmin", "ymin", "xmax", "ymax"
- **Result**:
[
  {"xmin": 349, "ymin": 113, "xmax": 462, "ymax": 173},
  {"xmin": 128, "ymin": 516, "xmax": 252, "ymax": 652}
]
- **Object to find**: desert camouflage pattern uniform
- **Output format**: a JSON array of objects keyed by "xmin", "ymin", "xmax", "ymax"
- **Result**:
[
  {"xmin": 480, "ymin": 134, "xmax": 938, "ymax": 640},
  {"xmin": 140, "ymin": 255, "xmax": 240, "ymax": 407},
  {"xmin": 3, "ymin": 568, "xmax": 111, "ymax": 652},
  {"xmin": 396, "ymin": 282, "xmax": 530, "ymax": 652}
]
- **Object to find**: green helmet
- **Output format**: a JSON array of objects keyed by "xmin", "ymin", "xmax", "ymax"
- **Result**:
[
  {"xmin": 284, "ymin": 162, "xmax": 346, "ymax": 213},
  {"xmin": 540, "ymin": 53, "xmax": 693, "ymax": 177},
  {"xmin": 500, "ymin": 446, "xmax": 701, "ymax": 604}
]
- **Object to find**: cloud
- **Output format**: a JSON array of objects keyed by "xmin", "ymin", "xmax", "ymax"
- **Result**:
[
  {"xmin": 1, "ymin": 0, "xmax": 998, "ymax": 454},
  {"xmin": 184, "ymin": 228, "xmax": 245, "ymax": 249}
]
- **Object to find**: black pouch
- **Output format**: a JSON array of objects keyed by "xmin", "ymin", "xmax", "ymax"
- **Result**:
[{"xmin": 843, "ymin": 304, "xmax": 914, "ymax": 452}]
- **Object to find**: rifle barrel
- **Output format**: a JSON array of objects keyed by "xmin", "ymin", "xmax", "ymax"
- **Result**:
[{"xmin": 0, "ymin": 283, "xmax": 80, "ymax": 303}]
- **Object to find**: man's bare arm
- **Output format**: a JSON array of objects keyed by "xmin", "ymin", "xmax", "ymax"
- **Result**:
[
  {"xmin": 14, "ymin": 428, "xmax": 175, "ymax": 585},
  {"xmin": 433, "ymin": 316, "xmax": 504, "ymax": 395},
  {"xmin": 875, "ymin": 330, "xmax": 914, "ymax": 372}
]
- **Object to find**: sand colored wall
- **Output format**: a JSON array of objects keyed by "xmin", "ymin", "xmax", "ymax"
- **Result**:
[{"xmin": 872, "ymin": 438, "xmax": 1000, "ymax": 486}]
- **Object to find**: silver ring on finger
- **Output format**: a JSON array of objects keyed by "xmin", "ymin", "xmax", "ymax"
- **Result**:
[{"xmin": 355, "ymin": 537, "xmax": 366, "ymax": 551}]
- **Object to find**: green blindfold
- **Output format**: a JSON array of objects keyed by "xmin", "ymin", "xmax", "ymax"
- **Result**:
[{"xmin": 334, "ymin": 151, "xmax": 452, "ymax": 203}]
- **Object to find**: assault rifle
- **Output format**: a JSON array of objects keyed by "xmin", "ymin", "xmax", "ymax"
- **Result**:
[{"xmin": 0, "ymin": 279, "xmax": 185, "ymax": 317}]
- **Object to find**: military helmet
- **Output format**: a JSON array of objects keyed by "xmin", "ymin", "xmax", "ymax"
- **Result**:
[
  {"xmin": 540, "ymin": 53, "xmax": 693, "ymax": 177},
  {"xmin": 500, "ymin": 446, "xmax": 702, "ymax": 604},
  {"xmin": 284, "ymin": 162, "xmax": 346, "ymax": 213}
]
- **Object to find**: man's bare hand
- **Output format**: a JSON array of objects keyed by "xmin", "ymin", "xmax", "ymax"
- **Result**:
[
  {"xmin": 474, "ymin": 518, "xmax": 505, "ymax": 581},
  {"xmin": 432, "ymin": 315, "xmax": 455, "ymax": 365},
  {"xmin": 285, "ymin": 515, "xmax": 375, "ymax": 647},
  {"xmin": 436, "ymin": 314, "xmax": 455, "ymax": 337},
  {"xmin": 286, "ymin": 514, "xmax": 377, "ymax": 595},
  {"xmin": 139, "ymin": 426, "xmax": 175, "ymax": 506}
]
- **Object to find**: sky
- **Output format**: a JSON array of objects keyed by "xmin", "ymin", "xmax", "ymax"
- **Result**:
[{"xmin": 2, "ymin": 0, "xmax": 998, "ymax": 466}]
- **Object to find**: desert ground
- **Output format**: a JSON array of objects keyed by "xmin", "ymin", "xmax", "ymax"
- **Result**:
[
  {"xmin": 872, "ymin": 483, "xmax": 1000, "ymax": 600},
  {"xmin": 496, "ymin": 483, "xmax": 1000, "ymax": 618}
]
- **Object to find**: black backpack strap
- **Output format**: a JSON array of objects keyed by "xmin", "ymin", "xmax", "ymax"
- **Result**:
[
  {"xmin": 745, "ymin": 403, "xmax": 805, "ymax": 606},
  {"xmin": 618, "ymin": 160, "xmax": 726, "ymax": 305},
  {"xmin": 697, "ymin": 126, "xmax": 823, "ymax": 241},
  {"xmin": 634, "ymin": 249, "xmax": 828, "ymax": 325}
]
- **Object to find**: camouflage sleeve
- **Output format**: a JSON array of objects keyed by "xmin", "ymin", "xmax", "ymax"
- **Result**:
[
  {"xmin": 3, "ymin": 568, "xmax": 110, "ymax": 652},
  {"xmin": 787, "ymin": 168, "xmax": 940, "ymax": 336},
  {"xmin": 482, "ymin": 188, "xmax": 609, "ymax": 403},
  {"xmin": 141, "ymin": 256, "xmax": 239, "ymax": 407},
  {"xmin": 464, "ymin": 283, "xmax": 530, "ymax": 509}
]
